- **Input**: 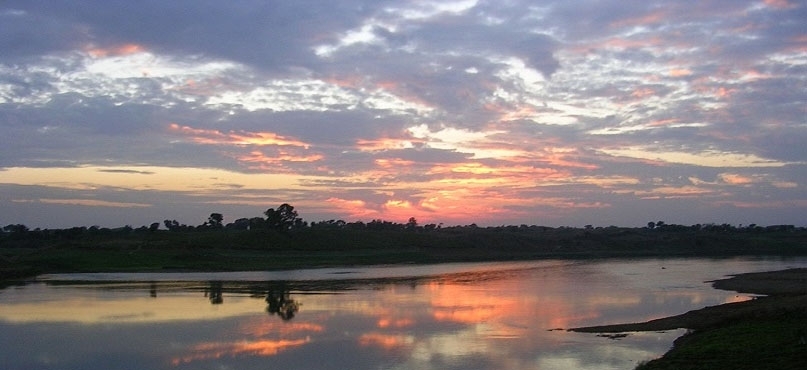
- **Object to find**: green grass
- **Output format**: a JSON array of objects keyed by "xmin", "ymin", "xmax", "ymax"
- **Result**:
[{"xmin": 636, "ymin": 316, "xmax": 807, "ymax": 370}]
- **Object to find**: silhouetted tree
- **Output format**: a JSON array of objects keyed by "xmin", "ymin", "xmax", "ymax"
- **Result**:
[
  {"xmin": 207, "ymin": 213, "xmax": 224, "ymax": 228},
  {"xmin": 264, "ymin": 203, "xmax": 302, "ymax": 231},
  {"xmin": 3, "ymin": 224, "xmax": 29, "ymax": 234},
  {"xmin": 248, "ymin": 217, "xmax": 265, "ymax": 230},
  {"xmin": 227, "ymin": 218, "xmax": 250, "ymax": 230},
  {"xmin": 164, "ymin": 219, "xmax": 181, "ymax": 231},
  {"xmin": 311, "ymin": 219, "xmax": 346, "ymax": 229},
  {"xmin": 406, "ymin": 217, "xmax": 418, "ymax": 231}
]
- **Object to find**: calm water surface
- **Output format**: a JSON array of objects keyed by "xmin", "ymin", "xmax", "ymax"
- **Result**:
[{"xmin": 2, "ymin": 257, "xmax": 806, "ymax": 370}]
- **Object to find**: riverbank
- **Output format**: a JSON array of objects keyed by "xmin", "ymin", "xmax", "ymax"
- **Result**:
[
  {"xmin": 3, "ymin": 225, "xmax": 806, "ymax": 281},
  {"xmin": 570, "ymin": 268, "xmax": 807, "ymax": 369}
]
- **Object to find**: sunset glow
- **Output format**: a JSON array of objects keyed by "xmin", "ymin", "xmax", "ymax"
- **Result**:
[{"xmin": 0, "ymin": 1, "xmax": 804, "ymax": 228}]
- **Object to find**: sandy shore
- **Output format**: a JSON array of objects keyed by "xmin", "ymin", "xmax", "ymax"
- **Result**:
[{"xmin": 570, "ymin": 268, "xmax": 807, "ymax": 333}]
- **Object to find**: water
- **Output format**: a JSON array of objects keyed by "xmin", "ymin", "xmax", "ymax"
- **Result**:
[{"xmin": 1, "ymin": 257, "xmax": 805, "ymax": 370}]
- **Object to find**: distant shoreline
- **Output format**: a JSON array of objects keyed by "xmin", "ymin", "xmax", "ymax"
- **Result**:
[{"xmin": 3, "ymin": 225, "xmax": 806, "ymax": 281}]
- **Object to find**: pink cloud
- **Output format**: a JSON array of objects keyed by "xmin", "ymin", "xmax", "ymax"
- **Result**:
[
  {"xmin": 609, "ymin": 10, "xmax": 667, "ymax": 29},
  {"xmin": 763, "ymin": 0, "xmax": 797, "ymax": 9}
]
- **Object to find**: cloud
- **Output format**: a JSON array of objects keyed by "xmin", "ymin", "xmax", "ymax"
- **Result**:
[
  {"xmin": 599, "ymin": 147, "xmax": 793, "ymax": 168},
  {"xmin": 38, "ymin": 198, "xmax": 152, "ymax": 208},
  {"xmin": 1, "ymin": 0, "xmax": 805, "ymax": 227},
  {"xmin": 97, "ymin": 169, "xmax": 156, "ymax": 175}
]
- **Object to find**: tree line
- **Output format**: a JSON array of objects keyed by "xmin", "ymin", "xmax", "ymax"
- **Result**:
[{"xmin": 1, "ymin": 202, "xmax": 803, "ymax": 241}]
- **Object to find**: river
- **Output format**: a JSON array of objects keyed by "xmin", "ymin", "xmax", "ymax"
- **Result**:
[{"xmin": 1, "ymin": 257, "xmax": 805, "ymax": 370}]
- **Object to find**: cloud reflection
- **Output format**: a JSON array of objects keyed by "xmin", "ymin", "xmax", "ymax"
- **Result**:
[
  {"xmin": 171, "ymin": 338, "xmax": 311, "ymax": 365},
  {"xmin": 3, "ymin": 260, "xmax": 799, "ymax": 369}
]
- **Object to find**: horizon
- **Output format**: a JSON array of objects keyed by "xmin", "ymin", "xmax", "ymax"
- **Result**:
[
  {"xmin": 4, "ymin": 205, "xmax": 802, "ymax": 231},
  {"xmin": 1, "ymin": 1, "xmax": 806, "ymax": 229}
]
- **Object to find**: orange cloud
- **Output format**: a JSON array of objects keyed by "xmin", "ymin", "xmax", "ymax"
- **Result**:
[
  {"xmin": 172, "ymin": 338, "xmax": 310, "ymax": 365},
  {"xmin": 375, "ymin": 158, "xmax": 416, "ymax": 168},
  {"xmin": 540, "ymin": 152, "xmax": 599, "ymax": 170},
  {"xmin": 377, "ymin": 317, "xmax": 414, "ymax": 329},
  {"xmin": 169, "ymin": 123, "xmax": 310, "ymax": 148},
  {"xmin": 238, "ymin": 150, "xmax": 323, "ymax": 166},
  {"xmin": 239, "ymin": 321, "xmax": 323, "ymax": 337},
  {"xmin": 326, "ymin": 197, "xmax": 367, "ymax": 207},
  {"xmin": 719, "ymin": 173, "xmax": 754, "ymax": 185},
  {"xmin": 384, "ymin": 199, "xmax": 413, "ymax": 210},
  {"xmin": 430, "ymin": 162, "xmax": 497, "ymax": 176},
  {"xmin": 424, "ymin": 279, "xmax": 600, "ymax": 331},
  {"xmin": 358, "ymin": 333, "xmax": 415, "ymax": 351},
  {"xmin": 669, "ymin": 68, "xmax": 693, "ymax": 77},
  {"xmin": 86, "ymin": 43, "xmax": 145, "ymax": 57}
]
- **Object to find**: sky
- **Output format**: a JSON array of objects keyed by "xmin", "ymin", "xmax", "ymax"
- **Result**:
[{"xmin": 1, "ymin": 0, "xmax": 805, "ymax": 229}]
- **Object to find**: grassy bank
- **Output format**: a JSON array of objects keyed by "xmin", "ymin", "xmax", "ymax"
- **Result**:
[
  {"xmin": 2, "ymin": 225, "xmax": 807, "ymax": 279},
  {"xmin": 636, "ymin": 316, "xmax": 807, "ymax": 370}
]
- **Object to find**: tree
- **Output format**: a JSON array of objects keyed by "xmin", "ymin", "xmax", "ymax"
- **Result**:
[
  {"xmin": 406, "ymin": 217, "xmax": 418, "ymax": 231},
  {"xmin": 164, "ymin": 219, "xmax": 182, "ymax": 232},
  {"xmin": 264, "ymin": 203, "xmax": 301, "ymax": 231},
  {"xmin": 248, "ymin": 217, "xmax": 265, "ymax": 230},
  {"xmin": 3, "ymin": 224, "xmax": 29, "ymax": 234},
  {"xmin": 207, "ymin": 213, "xmax": 224, "ymax": 228},
  {"xmin": 228, "ymin": 218, "xmax": 251, "ymax": 230}
]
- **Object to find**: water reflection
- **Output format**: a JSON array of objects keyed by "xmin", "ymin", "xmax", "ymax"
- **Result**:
[
  {"xmin": 1, "ymin": 258, "xmax": 805, "ymax": 370},
  {"xmin": 206, "ymin": 281, "xmax": 223, "ymax": 304}
]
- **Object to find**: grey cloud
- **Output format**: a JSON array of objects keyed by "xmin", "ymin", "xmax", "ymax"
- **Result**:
[
  {"xmin": 405, "ymin": 13, "xmax": 559, "ymax": 77},
  {"xmin": 2, "ymin": 0, "xmax": 805, "ymax": 227},
  {"xmin": 0, "ymin": 7, "xmax": 84, "ymax": 61},
  {"xmin": 219, "ymin": 110, "xmax": 411, "ymax": 147},
  {"xmin": 0, "ymin": 99, "xmax": 235, "ymax": 169},
  {"xmin": 5, "ymin": 0, "xmax": 392, "ymax": 74}
]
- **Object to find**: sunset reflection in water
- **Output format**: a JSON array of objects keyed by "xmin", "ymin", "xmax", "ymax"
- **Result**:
[{"xmin": 2, "ymin": 259, "xmax": 803, "ymax": 370}]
